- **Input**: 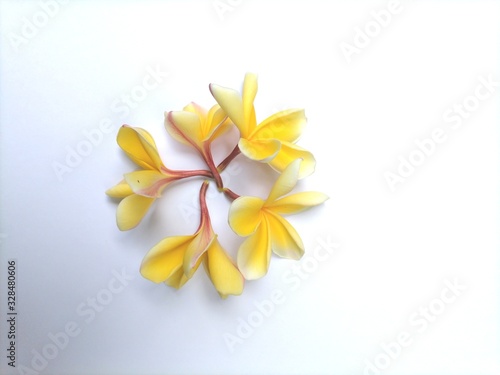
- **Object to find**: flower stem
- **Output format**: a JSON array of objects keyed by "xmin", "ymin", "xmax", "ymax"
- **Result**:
[
  {"xmin": 222, "ymin": 188, "xmax": 240, "ymax": 201},
  {"xmin": 217, "ymin": 144, "xmax": 240, "ymax": 173},
  {"xmin": 202, "ymin": 143, "xmax": 224, "ymax": 189},
  {"xmin": 198, "ymin": 180, "xmax": 211, "ymax": 228},
  {"xmin": 164, "ymin": 167, "xmax": 214, "ymax": 182},
  {"xmin": 172, "ymin": 169, "xmax": 214, "ymax": 179}
]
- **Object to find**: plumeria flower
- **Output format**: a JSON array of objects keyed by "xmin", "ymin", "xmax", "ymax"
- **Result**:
[
  {"xmin": 106, "ymin": 125, "xmax": 211, "ymax": 231},
  {"xmin": 165, "ymin": 102, "xmax": 231, "ymax": 188},
  {"xmin": 140, "ymin": 181, "xmax": 244, "ymax": 298},
  {"xmin": 165, "ymin": 102, "xmax": 231, "ymax": 152},
  {"xmin": 228, "ymin": 159, "xmax": 328, "ymax": 280},
  {"xmin": 210, "ymin": 73, "xmax": 315, "ymax": 178}
]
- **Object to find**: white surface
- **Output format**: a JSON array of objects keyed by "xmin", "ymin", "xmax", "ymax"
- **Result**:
[{"xmin": 0, "ymin": 1, "xmax": 499, "ymax": 374}]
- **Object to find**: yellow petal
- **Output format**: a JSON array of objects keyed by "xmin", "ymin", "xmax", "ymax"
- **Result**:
[
  {"xmin": 164, "ymin": 267, "xmax": 190, "ymax": 289},
  {"xmin": 228, "ymin": 196, "xmax": 264, "ymax": 236},
  {"xmin": 106, "ymin": 179, "xmax": 133, "ymax": 198},
  {"xmin": 183, "ymin": 230, "xmax": 216, "ymax": 278},
  {"xmin": 166, "ymin": 254, "xmax": 203, "ymax": 289},
  {"xmin": 205, "ymin": 239, "xmax": 244, "ymax": 298},
  {"xmin": 165, "ymin": 110, "xmax": 203, "ymax": 148},
  {"xmin": 251, "ymin": 109, "xmax": 306, "ymax": 143},
  {"xmin": 265, "ymin": 211, "xmax": 304, "ymax": 260},
  {"xmin": 238, "ymin": 138, "xmax": 281, "ymax": 162},
  {"xmin": 210, "ymin": 83, "xmax": 247, "ymax": 137},
  {"xmin": 268, "ymin": 192, "xmax": 329, "ymax": 214},
  {"xmin": 183, "ymin": 102, "xmax": 207, "ymax": 121},
  {"xmin": 265, "ymin": 158, "xmax": 301, "ymax": 204},
  {"xmin": 205, "ymin": 105, "xmax": 231, "ymax": 141},
  {"xmin": 140, "ymin": 235, "xmax": 193, "ymax": 283},
  {"xmin": 268, "ymin": 141, "xmax": 316, "ymax": 179},
  {"xmin": 124, "ymin": 170, "xmax": 171, "ymax": 198},
  {"xmin": 116, "ymin": 194, "xmax": 155, "ymax": 231},
  {"xmin": 243, "ymin": 73, "xmax": 258, "ymax": 130},
  {"xmin": 237, "ymin": 219, "xmax": 271, "ymax": 280},
  {"xmin": 117, "ymin": 126, "xmax": 164, "ymax": 171}
]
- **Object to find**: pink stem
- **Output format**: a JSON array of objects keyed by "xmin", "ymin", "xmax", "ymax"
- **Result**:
[
  {"xmin": 217, "ymin": 144, "xmax": 241, "ymax": 173},
  {"xmin": 201, "ymin": 143, "xmax": 224, "ymax": 189},
  {"xmin": 222, "ymin": 188, "xmax": 240, "ymax": 201}
]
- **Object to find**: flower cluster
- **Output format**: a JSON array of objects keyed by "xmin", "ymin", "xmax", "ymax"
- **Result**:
[{"xmin": 106, "ymin": 73, "xmax": 328, "ymax": 298}]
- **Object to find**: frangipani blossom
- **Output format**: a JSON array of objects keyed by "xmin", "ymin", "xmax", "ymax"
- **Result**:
[
  {"xmin": 210, "ymin": 73, "xmax": 316, "ymax": 178},
  {"xmin": 140, "ymin": 181, "xmax": 244, "ymax": 298},
  {"xmin": 106, "ymin": 74, "xmax": 327, "ymax": 298},
  {"xmin": 228, "ymin": 159, "xmax": 328, "ymax": 280},
  {"xmin": 165, "ymin": 102, "xmax": 231, "ymax": 187},
  {"xmin": 106, "ymin": 125, "xmax": 211, "ymax": 231},
  {"xmin": 106, "ymin": 179, "xmax": 155, "ymax": 231},
  {"xmin": 165, "ymin": 102, "xmax": 231, "ymax": 151}
]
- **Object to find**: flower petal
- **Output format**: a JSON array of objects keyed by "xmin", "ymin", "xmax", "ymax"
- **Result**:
[
  {"xmin": 238, "ymin": 138, "xmax": 281, "ymax": 162},
  {"xmin": 106, "ymin": 179, "xmax": 133, "ymax": 198},
  {"xmin": 265, "ymin": 211, "xmax": 304, "ymax": 260},
  {"xmin": 116, "ymin": 194, "xmax": 155, "ymax": 231},
  {"xmin": 243, "ymin": 73, "xmax": 258, "ymax": 130},
  {"xmin": 140, "ymin": 235, "xmax": 193, "ymax": 283},
  {"xmin": 165, "ymin": 110, "xmax": 203, "ymax": 149},
  {"xmin": 205, "ymin": 238, "xmax": 244, "ymax": 298},
  {"xmin": 228, "ymin": 196, "xmax": 264, "ymax": 236},
  {"xmin": 205, "ymin": 105, "xmax": 231, "ymax": 141},
  {"xmin": 164, "ymin": 268, "xmax": 190, "ymax": 289},
  {"xmin": 265, "ymin": 158, "xmax": 301, "ymax": 204},
  {"xmin": 166, "ymin": 255, "xmax": 203, "ymax": 289},
  {"xmin": 124, "ymin": 170, "xmax": 172, "ymax": 198},
  {"xmin": 251, "ymin": 109, "xmax": 306, "ymax": 143},
  {"xmin": 237, "ymin": 219, "xmax": 271, "ymax": 280},
  {"xmin": 117, "ymin": 125, "xmax": 164, "ymax": 171},
  {"xmin": 210, "ymin": 83, "xmax": 247, "ymax": 137},
  {"xmin": 183, "ymin": 102, "xmax": 207, "ymax": 121},
  {"xmin": 268, "ymin": 141, "xmax": 316, "ymax": 179},
  {"xmin": 268, "ymin": 192, "xmax": 329, "ymax": 214},
  {"xmin": 183, "ymin": 230, "xmax": 215, "ymax": 278}
]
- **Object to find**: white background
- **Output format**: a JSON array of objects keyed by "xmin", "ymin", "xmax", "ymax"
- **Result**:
[{"xmin": 1, "ymin": 0, "xmax": 499, "ymax": 374}]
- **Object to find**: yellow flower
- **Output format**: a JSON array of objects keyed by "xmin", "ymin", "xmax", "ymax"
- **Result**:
[
  {"xmin": 210, "ymin": 73, "xmax": 315, "ymax": 178},
  {"xmin": 228, "ymin": 159, "xmax": 328, "ymax": 280},
  {"xmin": 140, "ymin": 182, "xmax": 244, "ymax": 298},
  {"xmin": 165, "ymin": 102, "xmax": 232, "ymax": 188},
  {"xmin": 106, "ymin": 125, "xmax": 211, "ymax": 231},
  {"xmin": 165, "ymin": 102, "xmax": 231, "ymax": 151},
  {"xmin": 106, "ymin": 178, "xmax": 154, "ymax": 231}
]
